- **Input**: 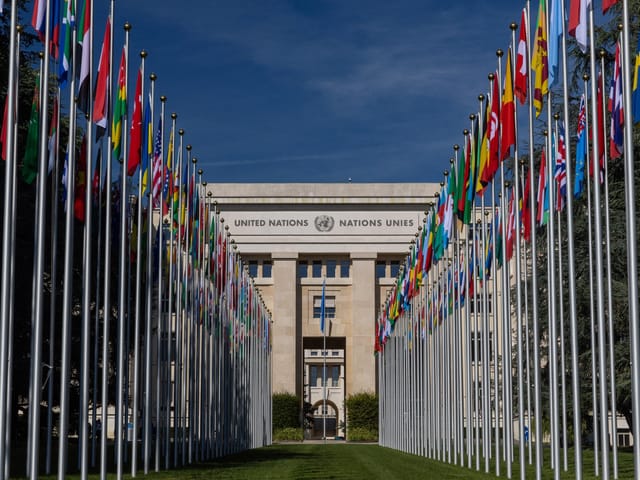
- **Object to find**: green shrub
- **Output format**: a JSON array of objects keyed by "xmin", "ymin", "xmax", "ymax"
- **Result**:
[
  {"xmin": 272, "ymin": 392, "xmax": 300, "ymax": 430},
  {"xmin": 347, "ymin": 427, "xmax": 378, "ymax": 442},
  {"xmin": 273, "ymin": 427, "xmax": 304, "ymax": 442},
  {"xmin": 345, "ymin": 392, "xmax": 378, "ymax": 432}
]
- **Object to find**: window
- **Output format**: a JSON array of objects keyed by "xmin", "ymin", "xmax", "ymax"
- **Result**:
[
  {"xmin": 326, "ymin": 260, "xmax": 336, "ymax": 278},
  {"xmin": 312, "ymin": 260, "xmax": 322, "ymax": 278},
  {"xmin": 470, "ymin": 294, "xmax": 492, "ymax": 314},
  {"xmin": 390, "ymin": 260, "xmax": 400, "ymax": 278},
  {"xmin": 298, "ymin": 261, "xmax": 308, "ymax": 278},
  {"xmin": 313, "ymin": 296, "xmax": 336, "ymax": 319},
  {"xmin": 331, "ymin": 366, "xmax": 340, "ymax": 387},
  {"xmin": 340, "ymin": 260, "xmax": 350, "ymax": 278},
  {"xmin": 262, "ymin": 260, "xmax": 272, "ymax": 278},
  {"xmin": 471, "ymin": 331, "xmax": 493, "ymax": 363},
  {"xmin": 248, "ymin": 260, "xmax": 258, "ymax": 278},
  {"xmin": 310, "ymin": 365, "xmax": 318, "ymax": 387},
  {"xmin": 376, "ymin": 261, "xmax": 386, "ymax": 279}
]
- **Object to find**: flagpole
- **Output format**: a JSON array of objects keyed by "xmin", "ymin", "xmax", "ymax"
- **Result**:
[
  {"xmin": 525, "ymin": 1, "xmax": 543, "ymax": 476},
  {"xmin": 322, "ymin": 276, "xmax": 326, "ymax": 443},
  {"xmin": 620, "ymin": 0, "xmax": 640, "ymax": 476},
  {"xmin": 58, "ymin": 11, "xmax": 79, "ymax": 478},
  {"xmin": 558, "ymin": 0, "xmax": 582, "ymax": 476},
  {"xmin": 600, "ymin": 46, "xmax": 618, "ymax": 479}
]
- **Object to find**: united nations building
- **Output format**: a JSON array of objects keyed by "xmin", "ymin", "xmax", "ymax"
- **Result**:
[{"xmin": 202, "ymin": 183, "xmax": 438, "ymax": 438}]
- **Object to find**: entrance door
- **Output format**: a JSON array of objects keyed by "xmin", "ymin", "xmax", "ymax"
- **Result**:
[{"xmin": 312, "ymin": 403, "xmax": 337, "ymax": 439}]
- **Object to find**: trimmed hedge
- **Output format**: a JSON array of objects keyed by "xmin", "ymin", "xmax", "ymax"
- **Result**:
[
  {"xmin": 272, "ymin": 392, "xmax": 300, "ymax": 430},
  {"xmin": 345, "ymin": 392, "xmax": 378, "ymax": 441},
  {"xmin": 273, "ymin": 427, "xmax": 304, "ymax": 442}
]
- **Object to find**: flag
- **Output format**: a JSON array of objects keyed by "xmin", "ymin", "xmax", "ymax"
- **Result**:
[
  {"xmin": 61, "ymin": 150, "xmax": 69, "ymax": 205},
  {"xmin": 75, "ymin": 135, "xmax": 87, "ymax": 222},
  {"xmin": 592, "ymin": 70, "xmax": 605, "ymax": 183},
  {"xmin": 48, "ymin": 95, "xmax": 58, "ymax": 173},
  {"xmin": 574, "ymin": 94, "xmax": 587, "ymax": 197},
  {"xmin": 76, "ymin": 0, "xmax": 91, "ymax": 113},
  {"xmin": 93, "ymin": 17, "xmax": 111, "ymax": 131},
  {"xmin": 127, "ymin": 68, "xmax": 142, "ymax": 176},
  {"xmin": 50, "ymin": 0, "xmax": 61, "ymax": 59},
  {"xmin": 481, "ymin": 71, "xmax": 500, "ymax": 184},
  {"xmin": 31, "ymin": 0, "xmax": 46, "ymax": 41},
  {"xmin": 501, "ymin": 49, "xmax": 516, "ymax": 161},
  {"xmin": 21, "ymin": 78, "xmax": 40, "ymax": 184},
  {"xmin": 522, "ymin": 167, "xmax": 532, "ymax": 242},
  {"xmin": 141, "ymin": 94, "xmax": 152, "ymax": 191},
  {"xmin": 554, "ymin": 122, "xmax": 567, "ymax": 211},
  {"xmin": 456, "ymin": 141, "xmax": 469, "ymax": 223},
  {"xmin": 536, "ymin": 149, "xmax": 549, "ymax": 226},
  {"xmin": 602, "ymin": 0, "xmax": 618, "ymax": 13},
  {"xmin": 464, "ymin": 122, "xmax": 477, "ymax": 224},
  {"xmin": 112, "ymin": 47, "xmax": 126, "ymax": 161},
  {"xmin": 634, "ymin": 31, "xmax": 640, "ymax": 124},
  {"xmin": 568, "ymin": 0, "xmax": 589, "ymax": 53},
  {"xmin": 92, "ymin": 147, "xmax": 101, "ymax": 205},
  {"xmin": 58, "ymin": 0, "xmax": 74, "ymax": 87},
  {"xmin": 515, "ymin": 8, "xmax": 528, "ymax": 104},
  {"xmin": 1, "ymin": 94, "xmax": 8, "ymax": 161},
  {"xmin": 532, "ymin": 0, "xmax": 549, "ymax": 117},
  {"xmin": 608, "ymin": 41, "xmax": 623, "ymax": 159},
  {"xmin": 475, "ymin": 98, "xmax": 489, "ymax": 193},
  {"xmin": 152, "ymin": 118, "xmax": 163, "ymax": 206},
  {"xmin": 548, "ymin": 0, "xmax": 563, "ymax": 87},
  {"xmin": 506, "ymin": 189, "xmax": 517, "ymax": 261}
]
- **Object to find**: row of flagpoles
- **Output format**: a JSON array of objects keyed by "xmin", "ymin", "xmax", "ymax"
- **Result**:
[
  {"xmin": 376, "ymin": 0, "xmax": 639, "ymax": 479},
  {"xmin": 0, "ymin": 1, "xmax": 273, "ymax": 479}
]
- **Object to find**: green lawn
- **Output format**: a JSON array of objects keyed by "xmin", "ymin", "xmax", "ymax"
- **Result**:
[{"xmin": 12, "ymin": 443, "xmax": 636, "ymax": 479}]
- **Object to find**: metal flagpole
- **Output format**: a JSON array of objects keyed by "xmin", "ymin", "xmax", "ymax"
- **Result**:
[
  {"xmin": 558, "ymin": 0, "xmax": 582, "ymax": 476},
  {"xmin": 28, "ymin": 0, "xmax": 53, "ymax": 474},
  {"xmin": 599, "ymin": 45, "xmax": 619, "ymax": 479},
  {"xmin": 525, "ymin": 1, "xmax": 542, "ymax": 476},
  {"xmin": 620, "ymin": 1, "xmax": 640, "ymax": 477},
  {"xmin": 322, "ymin": 276, "xmax": 326, "ymax": 442},
  {"xmin": 587, "ymin": 3, "xmax": 610, "ymax": 475}
]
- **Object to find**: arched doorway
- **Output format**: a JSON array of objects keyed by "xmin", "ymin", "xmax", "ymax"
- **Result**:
[{"xmin": 311, "ymin": 400, "xmax": 338, "ymax": 439}]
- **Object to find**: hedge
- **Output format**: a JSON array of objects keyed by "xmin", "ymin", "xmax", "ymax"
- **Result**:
[
  {"xmin": 272, "ymin": 392, "xmax": 300, "ymax": 430},
  {"xmin": 345, "ymin": 392, "xmax": 378, "ymax": 439}
]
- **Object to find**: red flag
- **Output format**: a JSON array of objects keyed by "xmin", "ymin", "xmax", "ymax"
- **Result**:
[
  {"xmin": 521, "ymin": 168, "xmax": 532, "ymax": 242},
  {"xmin": 536, "ymin": 150, "xmax": 547, "ymax": 226},
  {"xmin": 0, "ymin": 95, "xmax": 8, "ymax": 161},
  {"xmin": 568, "ymin": 0, "xmax": 588, "ymax": 53},
  {"xmin": 75, "ymin": 136, "xmax": 87, "ymax": 222},
  {"xmin": 93, "ymin": 17, "xmax": 111, "ymax": 129},
  {"xmin": 602, "ymin": 0, "xmax": 618, "ymax": 13},
  {"xmin": 481, "ymin": 71, "xmax": 500, "ymax": 184},
  {"xmin": 515, "ymin": 8, "xmax": 528, "ymax": 104},
  {"xmin": 127, "ymin": 68, "xmax": 142, "ymax": 176},
  {"xmin": 506, "ymin": 189, "xmax": 517, "ymax": 261},
  {"xmin": 589, "ymin": 71, "xmax": 605, "ymax": 182}
]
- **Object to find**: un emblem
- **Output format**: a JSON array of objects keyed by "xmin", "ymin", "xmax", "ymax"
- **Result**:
[{"xmin": 314, "ymin": 215, "xmax": 335, "ymax": 232}]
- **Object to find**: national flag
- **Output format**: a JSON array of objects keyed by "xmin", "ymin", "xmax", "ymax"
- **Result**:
[
  {"xmin": 475, "ymin": 98, "xmax": 489, "ymax": 193},
  {"xmin": 574, "ymin": 94, "xmax": 587, "ymax": 197},
  {"xmin": 75, "ymin": 135, "xmax": 87, "ymax": 222},
  {"xmin": 61, "ymin": 150, "xmax": 69, "ymax": 204},
  {"xmin": 568, "ymin": 0, "xmax": 589, "ymax": 53},
  {"xmin": 50, "ymin": 0, "xmax": 61, "ymax": 59},
  {"xmin": 456, "ymin": 141, "xmax": 469, "ymax": 223},
  {"xmin": 532, "ymin": 0, "xmax": 549, "ymax": 117},
  {"xmin": 92, "ymin": 147, "xmax": 102, "ymax": 206},
  {"xmin": 140, "ymin": 94, "xmax": 152, "ymax": 191},
  {"xmin": 554, "ymin": 122, "xmax": 567, "ymax": 211},
  {"xmin": 591, "ymin": 70, "xmax": 605, "ymax": 183},
  {"xmin": 608, "ymin": 41, "xmax": 623, "ymax": 159},
  {"xmin": 152, "ymin": 117, "xmax": 163, "ymax": 206},
  {"xmin": 501, "ymin": 48, "xmax": 516, "ymax": 161},
  {"xmin": 506, "ymin": 189, "xmax": 517, "ymax": 261},
  {"xmin": 47, "ymin": 95, "xmax": 58, "ymax": 173},
  {"xmin": 112, "ymin": 47, "xmax": 127, "ymax": 161},
  {"xmin": 464, "ymin": 120, "xmax": 478, "ymax": 224},
  {"xmin": 31, "ymin": 0, "xmax": 46, "ymax": 41},
  {"xmin": 548, "ymin": 0, "xmax": 563, "ymax": 87},
  {"xmin": 58, "ymin": 0, "xmax": 74, "ymax": 87},
  {"xmin": 602, "ymin": 0, "xmax": 618, "ymax": 13},
  {"xmin": 536, "ymin": 149, "xmax": 549, "ymax": 226},
  {"xmin": 21, "ymin": 78, "xmax": 40, "ymax": 185},
  {"xmin": 521, "ymin": 167, "xmax": 532, "ymax": 242},
  {"xmin": 76, "ymin": 0, "xmax": 92, "ymax": 113},
  {"xmin": 127, "ymin": 68, "xmax": 142, "ymax": 176},
  {"xmin": 93, "ymin": 17, "xmax": 111, "ymax": 131},
  {"xmin": 163, "ymin": 127, "xmax": 174, "ymax": 202},
  {"xmin": 1, "ymin": 94, "xmax": 8, "ymax": 161},
  {"xmin": 515, "ymin": 8, "xmax": 528, "ymax": 104},
  {"xmin": 634, "ymin": 31, "xmax": 640, "ymax": 124},
  {"xmin": 481, "ymin": 71, "xmax": 500, "ymax": 185}
]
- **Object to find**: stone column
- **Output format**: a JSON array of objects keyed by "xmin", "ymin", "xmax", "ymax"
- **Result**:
[
  {"xmin": 347, "ymin": 252, "xmax": 377, "ymax": 395},
  {"xmin": 271, "ymin": 252, "xmax": 298, "ymax": 394}
]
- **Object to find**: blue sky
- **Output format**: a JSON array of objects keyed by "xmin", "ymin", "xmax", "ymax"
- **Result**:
[{"xmin": 97, "ymin": 1, "xmax": 521, "ymax": 184}]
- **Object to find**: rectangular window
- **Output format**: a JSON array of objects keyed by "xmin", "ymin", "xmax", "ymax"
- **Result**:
[
  {"xmin": 390, "ymin": 260, "xmax": 400, "ymax": 278},
  {"xmin": 298, "ymin": 261, "xmax": 308, "ymax": 278},
  {"xmin": 312, "ymin": 260, "xmax": 322, "ymax": 278},
  {"xmin": 313, "ymin": 296, "xmax": 336, "ymax": 319},
  {"xmin": 471, "ymin": 331, "xmax": 493, "ymax": 363},
  {"xmin": 331, "ymin": 366, "xmax": 340, "ymax": 387},
  {"xmin": 376, "ymin": 261, "xmax": 386, "ymax": 279},
  {"xmin": 326, "ymin": 260, "xmax": 337, "ymax": 278},
  {"xmin": 340, "ymin": 260, "xmax": 350, "ymax": 278},
  {"xmin": 248, "ymin": 260, "xmax": 258, "ymax": 278},
  {"xmin": 310, "ymin": 365, "xmax": 318, "ymax": 387},
  {"xmin": 470, "ymin": 294, "xmax": 492, "ymax": 314},
  {"xmin": 262, "ymin": 260, "xmax": 272, "ymax": 278}
]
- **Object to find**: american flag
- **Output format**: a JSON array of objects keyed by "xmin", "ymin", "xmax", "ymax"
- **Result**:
[
  {"xmin": 554, "ymin": 121, "xmax": 567, "ymax": 211},
  {"xmin": 152, "ymin": 118, "xmax": 163, "ymax": 207}
]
